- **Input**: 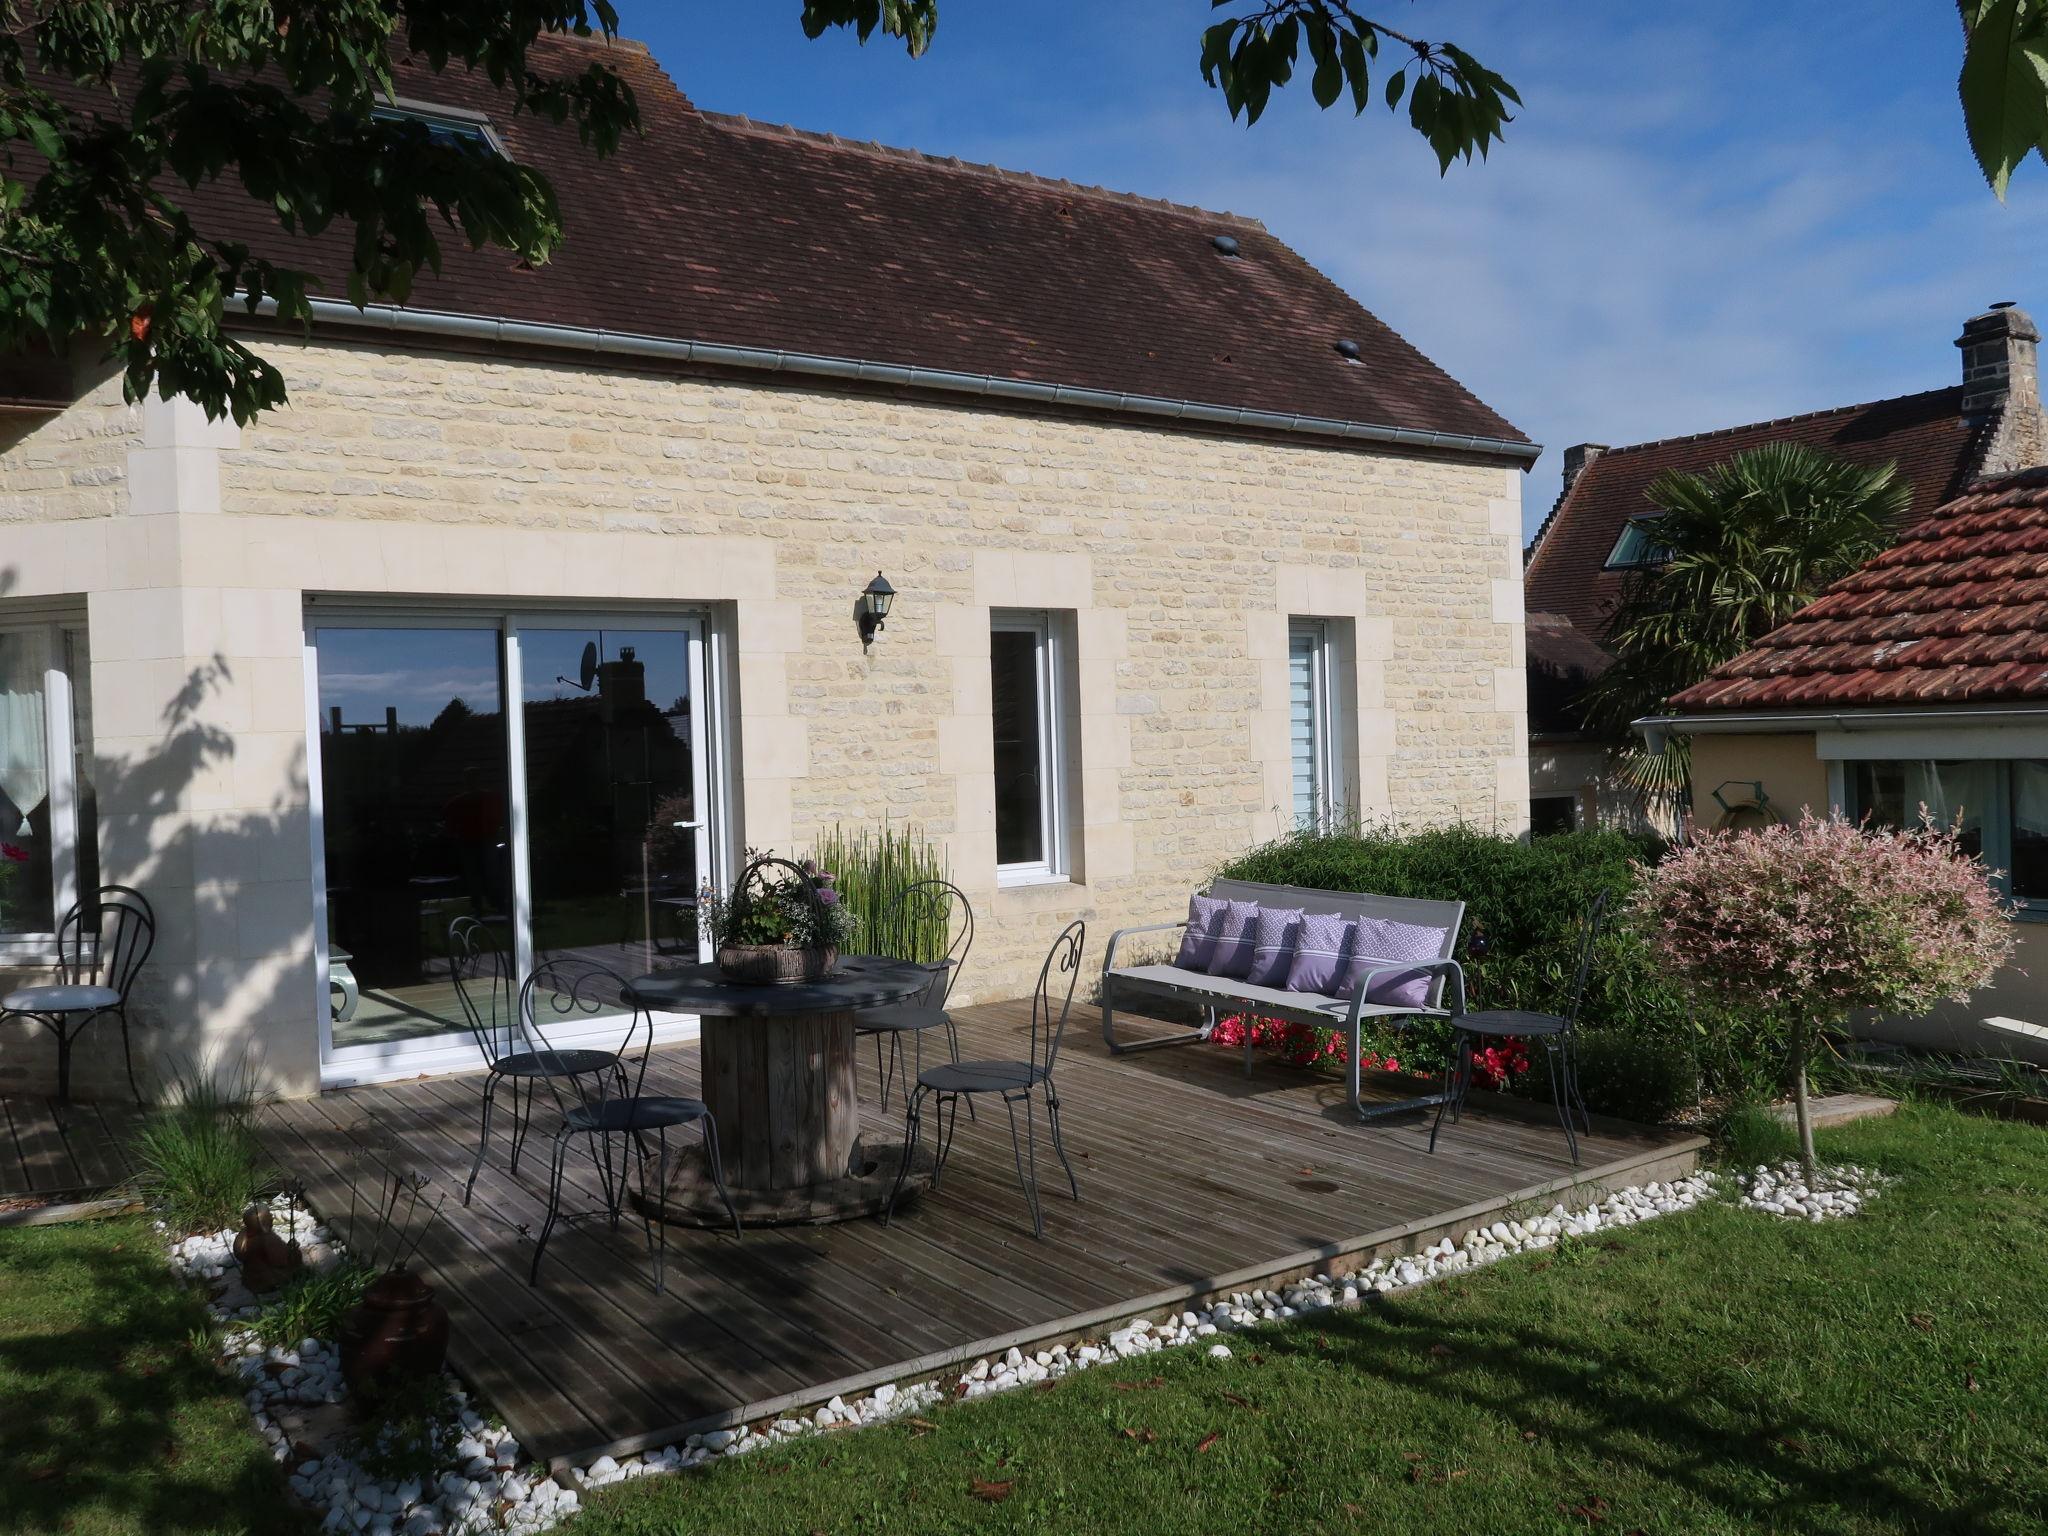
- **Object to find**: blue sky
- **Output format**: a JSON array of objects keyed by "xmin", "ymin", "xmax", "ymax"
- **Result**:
[{"xmin": 628, "ymin": 3, "xmax": 2048, "ymax": 536}]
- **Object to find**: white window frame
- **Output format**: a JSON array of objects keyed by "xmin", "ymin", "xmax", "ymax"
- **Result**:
[
  {"xmin": 1604, "ymin": 515, "xmax": 1671, "ymax": 571},
  {"xmin": 1287, "ymin": 618, "xmax": 1341, "ymax": 831},
  {"xmin": 303, "ymin": 602, "xmax": 728, "ymax": 1086},
  {"xmin": 0, "ymin": 613, "xmax": 89, "ymax": 960},
  {"xmin": 991, "ymin": 610, "xmax": 1071, "ymax": 887}
]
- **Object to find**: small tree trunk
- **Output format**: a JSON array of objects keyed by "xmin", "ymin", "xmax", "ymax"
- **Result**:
[{"xmin": 1789, "ymin": 1024, "xmax": 1817, "ymax": 1184}]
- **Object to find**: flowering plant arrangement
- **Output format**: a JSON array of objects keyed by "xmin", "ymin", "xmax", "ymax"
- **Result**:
[
  {"xmin": 1630, "ymin": 810, "xmax": 2012, "ymax": 1177},
  {"xmin": 703, "ymin": 851, "xmax": 857, "ymax": 953},
  {"xmin": 1212, "ymin": 1014, "xmax": 1409, "ymax": 1075}
]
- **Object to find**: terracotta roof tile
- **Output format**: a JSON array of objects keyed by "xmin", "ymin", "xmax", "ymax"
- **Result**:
[
  {"xmin": 1668, "ymin": 468, "xmax": 2048, "ymax": 712},
  {"xmin": 1523, "ymin": 388, "xmax": 1987, "ymax": 641},
  {"xmin": 142, "ymin": 35, "xmax": 1527, "ymax": 450}
]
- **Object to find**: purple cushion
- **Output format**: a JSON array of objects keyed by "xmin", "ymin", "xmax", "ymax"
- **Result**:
[
  {"xmin": 1204, "ymin": 900, "xmax": 1263, "ymax": 979},
  {"xmin": 1245, "ymin": 906, "xmax": 1304, "ymax": 988},
  {"xmin": 1284, "ymin": 910, "xmax": 1356, "ymax": 995},
  {"xmin": 1333, "ymin": 917, "xmax": 1449, "ymax": 1008},
  {"xmin": 1174, "ymin": 895, "xmax": 1227, "ymax": 970}
]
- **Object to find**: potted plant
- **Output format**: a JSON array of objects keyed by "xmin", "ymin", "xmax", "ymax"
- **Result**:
[
  {"xmin": 705, "ymin": 853, "xmax": 856, "ymax": 985},
  {"xmin": 336, "ymin": 1164, "xmax": 451, "ymax": 1397}
]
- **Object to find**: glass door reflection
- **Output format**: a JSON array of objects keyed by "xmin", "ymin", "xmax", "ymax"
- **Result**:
[
  {"xmin": 315, "ymin": 626, "xmax": 512, "ymax": 1048},
  {"xmin": 518, "ymin": 625, "xmax": 706, "ymax": 977}
]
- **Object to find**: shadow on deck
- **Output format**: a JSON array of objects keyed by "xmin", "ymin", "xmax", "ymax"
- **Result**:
[{"xmin": 255, "ymin": 998, "xmax": 1705, "ymax": 1469}]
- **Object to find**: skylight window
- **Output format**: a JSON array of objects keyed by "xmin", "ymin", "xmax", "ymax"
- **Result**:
[
  {"xmin": 372, "ymin": 100, "xmax": 504, "ymax": 157},
  {"xmin": 1604, "ymin": 515, "xmax": 1672, "ymax": 571}
]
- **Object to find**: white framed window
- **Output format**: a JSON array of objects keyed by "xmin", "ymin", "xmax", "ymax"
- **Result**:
[
  {"xmin": 1288, "ymin": 618, "xmax": 1340, "ymax": 830},
  {"xmin": 991, "ymin": 610, "xmax": 1071, "ymax": 884},
  {"xmin": 1846, "ymin": 757, "xmax": 2048, "ymax": 916},
  {"xmin": 1604, "ymin": 515, "xmax": 1672, "ymax": 570},
  {"xmin": 0, "ymin": 615, "xmax": 96, "ymax": 953}
]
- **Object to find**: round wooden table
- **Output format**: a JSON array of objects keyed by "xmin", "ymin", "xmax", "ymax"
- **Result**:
[{"xmin": 624, "ymin": 957, "xmax": 938, "ymax": 1228}]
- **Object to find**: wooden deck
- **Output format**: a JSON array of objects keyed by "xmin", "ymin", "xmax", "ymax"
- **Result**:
[
  {"xmin": 0, "ymin": 1095, "xmax": 141, "ymax": 1201},
  {"xmin": 255, "ymin": 999, "xmax": 1705, "ymax": 1470}
]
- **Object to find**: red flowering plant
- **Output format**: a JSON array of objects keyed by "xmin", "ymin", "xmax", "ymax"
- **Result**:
[
  {"xmin": 1630, "ymin": 810, "xmax": 2012, "ymax": 1179},
  {"xmin": 1213, "ymin": 1014, "xmax": 1407, "ymax": 1076}
]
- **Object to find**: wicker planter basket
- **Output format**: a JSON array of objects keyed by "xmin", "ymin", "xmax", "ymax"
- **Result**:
[{"xmin": 715, "ymin": 942, "xmax": 839, "ymax": 986}]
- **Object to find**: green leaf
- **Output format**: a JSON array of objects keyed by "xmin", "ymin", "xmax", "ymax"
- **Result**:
[
  {"xmin": 1384, "ymin": 69, "xmax": 1406, "ymax": 109},
  {"xmin": 1959, "ymin": 0, "xmax": 2048, "ymax": 197}
]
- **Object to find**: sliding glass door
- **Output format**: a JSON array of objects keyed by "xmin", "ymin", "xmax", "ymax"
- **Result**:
[{"xmin": 307, "ymin": 611, "xmax": 713, "ymax": 1077}]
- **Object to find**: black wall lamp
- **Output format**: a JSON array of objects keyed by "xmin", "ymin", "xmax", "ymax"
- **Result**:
[{"xmin": 856, "ymin": 571, "xmax": 895, "ymax": 650}]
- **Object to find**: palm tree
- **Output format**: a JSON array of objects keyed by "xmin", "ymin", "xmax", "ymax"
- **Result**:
[{"xmin": 1579, "ymin": 442, "xmax": 1910, "ymax": 816}]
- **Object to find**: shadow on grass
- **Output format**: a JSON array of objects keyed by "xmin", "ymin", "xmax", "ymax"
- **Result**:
[{"xmin": 0, "ymin": 1225, "xmax": 312, "ymax": 1536}]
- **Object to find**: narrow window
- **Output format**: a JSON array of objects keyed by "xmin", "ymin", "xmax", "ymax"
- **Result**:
[
  {"xmin": 371, "ymin": 101, "xmax": 505, "ymax": 157},
  {"xmin": 991, "ymin": 612, "xmax": 1069, "ymax": 882},
  {"xmin": 0, "ymin": 618, "xmax": 94, "ymax": 946},
  {"xmin": 1288, "ymin": 619, "xmax": 1337, "ymax": 830}
]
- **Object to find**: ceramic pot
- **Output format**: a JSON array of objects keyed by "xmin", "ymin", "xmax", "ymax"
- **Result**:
[
  {"xmin": 231, "ymin": 1206, "xmax": 303, "ymax": 1293},
  {"xmin": 338, "ymin": 1266, "xmax": 451, "ymax": 1395}
]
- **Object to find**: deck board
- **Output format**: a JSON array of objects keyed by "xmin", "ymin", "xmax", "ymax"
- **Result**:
[
  {"xmin": 256, "ymin": 997, "xmax": 1703, "ymax": 1468},
  {"xmin": 0, "ymin": 1094, "xmax": 137, "ymax": 1199}
]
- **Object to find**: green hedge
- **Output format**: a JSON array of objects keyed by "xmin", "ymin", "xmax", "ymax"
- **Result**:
[{"xmin": 1215, "ymin": 824, "xmax": 1778, "ymax": 1108}]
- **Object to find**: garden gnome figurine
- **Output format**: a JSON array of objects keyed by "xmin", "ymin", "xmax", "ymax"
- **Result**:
[{"xmin": 232, "ymin": 1205, "xmax": 303, "ymax": 1293}]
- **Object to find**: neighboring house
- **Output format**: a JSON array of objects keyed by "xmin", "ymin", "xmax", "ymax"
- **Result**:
[
  {"xmin": 1521, "ymin": 303, "xmax": 2045, "ymax": 835},
  {"xmin": 0, "ymin": 35, "xmax": 1537, "ymax": 1098},
  {"xmin": 1643, "ymin": 466, "xmax": 2048, "ymax": 1061}
]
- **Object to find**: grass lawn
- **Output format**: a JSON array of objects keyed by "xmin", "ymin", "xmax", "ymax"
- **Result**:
[
  {"xmin": 572, "ymin": 1104, "xmax": 2048, "ymax": 1535},
  {"xmin": 0, "ymin": 1215, "xmax": 310, "ymax": 1536}
]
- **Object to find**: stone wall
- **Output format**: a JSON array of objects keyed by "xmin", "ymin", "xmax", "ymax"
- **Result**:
[{"xmin": 0, "ymin": 335, "xmax": 1529, "ymax": 1094}]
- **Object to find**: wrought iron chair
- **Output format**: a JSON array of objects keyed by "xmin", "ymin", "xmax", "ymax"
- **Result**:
[
  {"xmin": 1430, "ymin": 891, "xmax": 1607, "ymax": 1165},
  {"xmin": 1, "ymin": 885, "xmax": 155, "ymax": 1104},
  {"xmin": 525, "ymin": 957, "xmax": 736, "ymax": 1292},
  {"xmin": 852, "ymin": 878, "xmax": 975, "ymax": 1110},
  {"xmin": 447, "ymin": 918, "xmax": 623, "ymax": 1206},
  {"xmin": 885, "ymin": 919, "xmax": 1084, "ymax": 1239}
]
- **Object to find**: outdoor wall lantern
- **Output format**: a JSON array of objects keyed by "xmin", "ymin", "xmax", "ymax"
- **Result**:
[{"xmin": 856, "ymin": 571, "xmax": 895, "ymax": 650}]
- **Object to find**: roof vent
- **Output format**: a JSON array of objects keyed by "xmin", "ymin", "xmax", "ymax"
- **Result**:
[
  {"xmin": 1334, "ymin": 338, "xmax": 1363, "ymax": 362},
  {"xmin": 1992, "ymin": 299, "xmax": 2018, "ymax": 310},
  {"xmin": 1211, "ymin": 234, "xmax": 1240, "ymax": 257}
]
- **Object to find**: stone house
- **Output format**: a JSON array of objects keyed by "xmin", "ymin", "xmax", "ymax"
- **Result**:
[
  {"xmin": 1522, "ymin": 303, "xmax": 2043, "ymax": 834},
  {"xmin": 0, "ymin": 35, "xmax": 1535, "ymax": 1097}
]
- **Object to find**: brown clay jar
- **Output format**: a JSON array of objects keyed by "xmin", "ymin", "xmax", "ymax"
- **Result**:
[{"xmin": 338, "ymin": 1266, "xmax": 451, "ymax": 1395}]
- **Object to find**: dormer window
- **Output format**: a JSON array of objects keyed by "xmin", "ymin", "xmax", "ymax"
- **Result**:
[
  {"xmin": 1604, "ymin": 515, "xmax": 1672, "ymax": 570},
  {"xmin": 372, "ymin": 99, "xmax": 505, "ymax": 157}
]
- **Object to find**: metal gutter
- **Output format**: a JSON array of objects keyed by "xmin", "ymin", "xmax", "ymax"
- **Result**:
[
  {"xmin": 1633, "ymin": 704, "xmax": 2048, "ymax": 754},
  {"xmin": 244, "ymin": 298, "xmax": 1543, "ymax": 464}
]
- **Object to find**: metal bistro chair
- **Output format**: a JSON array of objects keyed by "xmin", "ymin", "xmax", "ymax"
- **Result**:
[
  {"xmin": 853, "ymin": 878, "xmax": 975, "ymax": 1110},
  {"xmin": 2, "ymin": 885, "xmax": 155, "ymax": 1104},
  {"xmin": 886, "ymin": 919, "xmax": 1084, "ymax": 1239},
  {"xmin": 1430, "ymin": 892, "xmax": 1607, "ymax": 1166},
  {"xmin": 447, "ymin": 917, "xmax": 624, "ymax": 1206},
  {"xmin": 527, "ymin": 958, "xmax": 737, "ymax": 1292}
]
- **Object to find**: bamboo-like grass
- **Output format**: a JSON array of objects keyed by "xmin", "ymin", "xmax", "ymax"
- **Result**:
[{"xmin": 807, "ymin": 822, "xmax": 952, "ymax": 964}]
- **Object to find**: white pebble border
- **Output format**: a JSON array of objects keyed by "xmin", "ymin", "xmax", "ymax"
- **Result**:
[
  {"xmin": 1731, "ymin": 1159, "xmax": 1891, "ymax": 1221},
  {"xmin": 156, "ymin": 1161, "xmax": 1885, "ymax": 1531}
]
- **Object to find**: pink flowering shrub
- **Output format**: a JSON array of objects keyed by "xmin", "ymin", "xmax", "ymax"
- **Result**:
[{"xmin": 1630, "ymin": 810, "xmax": 2012, "ymax": 1172}]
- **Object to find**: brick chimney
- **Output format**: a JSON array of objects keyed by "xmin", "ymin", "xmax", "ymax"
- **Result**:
[
  {"xmin": 1958, "ymin": 301, "xmax": 2047, "ymax": 475},
  {"xmin": 1561, "ymin": 442, "xmax": 1609, "ymax": 495}
]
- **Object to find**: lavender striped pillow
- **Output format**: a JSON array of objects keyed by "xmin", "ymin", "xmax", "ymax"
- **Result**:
[
  {"xmin": 1204, "ymin": 900, "xmax": 1264, "ymax": 979},
  {"xmin": 1245, "ymin": 906, "xmax": 1305, "ymax": 988},
  {"xmin": 1332, "ymin": 916, "xmax": 1449, "ymax": 1008},
  {"xmin": 1174, "ymin": 894, "xmax": 1227, "ymax": 970},
  {"xmin": 1284, "ymin": 910, "xmax": 1356, "ymax": 995}
]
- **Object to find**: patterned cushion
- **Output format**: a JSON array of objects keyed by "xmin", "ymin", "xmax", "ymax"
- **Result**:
[
  {"xmin": 1244, "ymin": 906, "xmax": 1304, "ymax": 988},
  {"xmin": 1174, "ymin": 894, "xmax": 1227, "ymax": 970},
  {"xmin": 1283, "ymin": 911, "xmax": 1355, "ymax": 995},
  {"xmin": 1332, "ymin": 916, "xmax": 1449, "ymax": 1007},
  {"xmin": 1203, "ymin": 899, "xmax": 1264, "ymax": 979}
]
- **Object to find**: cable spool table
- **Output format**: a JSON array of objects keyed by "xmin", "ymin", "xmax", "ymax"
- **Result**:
[{"xmin": 624, "ymin": 956, "xmax": 938, "ymax": 1227}]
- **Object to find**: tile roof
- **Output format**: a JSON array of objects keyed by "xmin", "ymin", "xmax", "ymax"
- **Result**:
[
  {"xmin": 162, "ymin": 35, "xmax": 1529, "ymax": 453},
  {"xmin": 1522, "ymin": 388, "xmax": 1989, "ymax": 642},
  {"xmin": 1667, "ymin": 467, "xmax": 2048, "ymax": 713}
]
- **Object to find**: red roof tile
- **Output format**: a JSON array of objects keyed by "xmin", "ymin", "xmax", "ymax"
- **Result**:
[
  {"xmin": 1523, "ymin": 389, "xmax": 1988, "ymax": 642},
  {"xmin": 151, "ymin": 36, "xmax": 1527, "ymax": 451},
  {"xmin": 1668, "ymin": 468, "xmax": 2048, "ymax": 712}
]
